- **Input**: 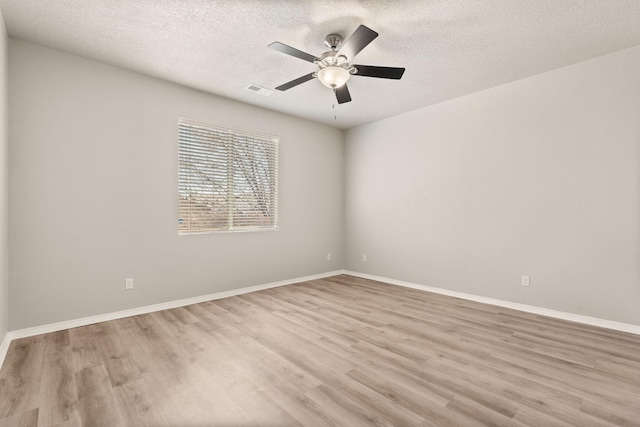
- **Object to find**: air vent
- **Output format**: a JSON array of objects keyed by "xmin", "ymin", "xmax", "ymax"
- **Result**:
[{"xmin": 245, "ymin": 85, "xmax": 273, "ymax": 96}]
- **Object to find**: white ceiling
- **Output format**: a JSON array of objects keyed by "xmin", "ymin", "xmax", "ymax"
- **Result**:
[{"xmin": 2, "ymin": 1, "xmax": 640, "ymax": 129}]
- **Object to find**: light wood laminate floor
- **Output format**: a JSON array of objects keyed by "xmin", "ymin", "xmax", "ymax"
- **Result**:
[{"xmin": 1, "ymin": 275, "xmax": 639, "ymax": 426}]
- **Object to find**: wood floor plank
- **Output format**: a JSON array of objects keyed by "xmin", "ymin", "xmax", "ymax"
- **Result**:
[
  {"xmin": 1, "ymin": 274, "xmax": 639, "ymax": 426},
  {"xmin": 580, "ymin": 398, "xmax": 640, "ymax": 427},
  {"xmin": 419, "ymin": 347, "xmax": 621, "ymax": 427},
  {"xmin": 349, "ymin": 341, "xmax": 457, "ymax": 404},
  {"xmin": 260, "ymin": 384, "xmax": 338, "ymax": 427},
  {"xmin": 0, "ymin": 337, "xmax": 45, "ymax": 418},
  {"xmin": 445, "ymin": 395, "xmax": 526, "ymax": 427},
  {"xmin": 111, "ymin": 379, "xmax": 170, "ymax": 427},
  {"xmin": 324, "ymin": 371, "xmax": 428, "ymax": 426},
  {"xmin": 75, "ymin": 365, "xmax": 125, "ymax": 427},
  {"xmin": 69, "ymin": 325, "xmax": 105, "ymax": 373},
  {"xmin": 204, "ymin": 319, "xmax": 323, "ymax": 394},
  {"xmin": 347, "ymin": 365, "xmax": 448, "ymax": 410},
  {"xmin": 304, "ymin": 384, "xmax": 393, "ymax": 427},
  {"xmin": 36, "ymin": 331, "xmax": 79, "ymax": 426},
  {"xmin": 513, "ymin": 405, "xmax": 574, "ymax": 427},
  {"xmin": 0, "ymin": 408, "xmax": 38, "ymax": 427},
  {"xmin": 151, "ymin": 383, "xmax": 212, "ymax": 426},
  {"xmin": 93, "ymin": 323, "xmax": 142, "ymax": 388}
]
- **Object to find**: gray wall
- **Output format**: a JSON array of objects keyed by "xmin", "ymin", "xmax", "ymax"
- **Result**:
[
  {"xmin": 9, "ymin": 40, "xmax": 344, "ymax": 330},
  {"xmin": 7, "ymin": 35, "xmax": 640, "ymax": 331},
  {"xmin": 0, "ymin": 11, "xmax": 8, "ymax": 340},
  {"xmin": 345, "ymin": 46, "xmax": 640, "ymax": 325}
]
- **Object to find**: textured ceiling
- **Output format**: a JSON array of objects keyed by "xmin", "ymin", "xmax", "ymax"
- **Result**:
[{"xmin": 2, "ymin": 0, "xmax": 640, "ymax": 129}]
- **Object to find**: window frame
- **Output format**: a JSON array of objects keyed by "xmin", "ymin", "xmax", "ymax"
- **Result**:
[{"xmin": 178, "ymin": 117, "xmax": 279, "ymax": 235}]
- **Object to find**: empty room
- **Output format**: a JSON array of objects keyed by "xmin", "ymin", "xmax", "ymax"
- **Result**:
[{"xmin": 0, "ymin": 1, "xmax": 639, "ymax": 426}]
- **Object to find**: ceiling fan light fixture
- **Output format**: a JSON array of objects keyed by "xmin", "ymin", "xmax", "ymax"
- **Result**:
[
  {"xmin": 269, "ymin": 25, "xmax": 405, "ymax": 104},
  {"xmin": 317, "ymin": 66, "xmax": 350, "ymax": 88}
]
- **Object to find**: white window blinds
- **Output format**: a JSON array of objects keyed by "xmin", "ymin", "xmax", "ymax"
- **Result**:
[{"xmin": 178, "ymin": 118, "xmax": 279, "ymax": 234}]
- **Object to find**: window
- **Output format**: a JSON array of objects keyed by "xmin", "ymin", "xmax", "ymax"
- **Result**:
[{"xmin": 178, "ymin": 117, "xmax": 279, "ymax": 234}]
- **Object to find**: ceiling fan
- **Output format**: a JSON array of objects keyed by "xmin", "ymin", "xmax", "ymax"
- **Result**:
[{"xmin": 268, "ymin": 25, "xmax": 405, "ymax": 104}]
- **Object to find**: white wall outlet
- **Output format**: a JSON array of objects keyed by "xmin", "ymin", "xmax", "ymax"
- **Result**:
[
  {"xmin": 327, "ymin": 253, "xmax": 331, "ymax": 261},
  {"xmin": 362, "ymin": 254, "xmax": 367, "ymax": 262},
  {"xmin": 125, "ymin": 278, "xmax": 134, "ymax": 290},
  {"xmin": 521, "ymin": 275, "xmax": 530, "ymax": 287}
]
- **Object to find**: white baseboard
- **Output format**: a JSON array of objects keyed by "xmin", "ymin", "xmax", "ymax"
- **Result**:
[
  {"xmin": 344, "ymin": 270, "xmax": 640, "ymax": 336},
  {"xmin": 3, "ymin": 269, "xmax": 639, "ymax": 370},
  {"xmin": 0, "ymin": 332, "xmax": 10, "ymax": 369},
  {"xmin": 0, "ymin": 270, "xmax": 344, "ymax": 369}
]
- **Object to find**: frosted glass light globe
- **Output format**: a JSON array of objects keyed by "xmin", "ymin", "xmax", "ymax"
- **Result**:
[{"xmin": 317, "ymin": 66, "xmax": 350, "ymax": 88}]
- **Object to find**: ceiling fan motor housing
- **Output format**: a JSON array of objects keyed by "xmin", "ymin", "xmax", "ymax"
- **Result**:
[
  {"xmin": 324, "ymin": 34, "xmax": 343, "ymax": 50},
  {"xmin": 317, "ymin": 51, "xmax": 355, "ymax": 71}
]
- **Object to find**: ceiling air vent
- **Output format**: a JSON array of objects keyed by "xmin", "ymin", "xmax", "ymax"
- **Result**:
[{"xmin": 245, "ymin": 85, "xmax": 273, "ymax": 96}]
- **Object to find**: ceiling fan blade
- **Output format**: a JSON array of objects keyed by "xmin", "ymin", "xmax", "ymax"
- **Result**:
[
  {"xmin": 268, "ymin": 42, "xmax": 319, "ymax": 63},
  {"xmin": 334, "ymin": 84, "xmax": 352, "ymax": 104},
  {"xmin": 337, "ymin": 25, "xmax": 378, "ymax": 60},
  {"xmin": 353, "ymin": 65, "xmax": 405, "ymax": 79},
  {"xmin": 275, "ymin": 73, "xmax": 316, "ymax": 91}
]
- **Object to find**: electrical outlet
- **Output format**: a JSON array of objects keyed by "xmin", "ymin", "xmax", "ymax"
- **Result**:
[
  {"xmin": 125, "ymin": 278, "xmax": 134, "ymax": 290},
  {"xmin": 362, "ymin": 254, "xmax": 367, "ymax": 262},
  {"xmin": 327, "ymin": 253, "xmax": 331, "ymax": 261},
  {"xmin": 521, "ymin": 275, "xmax": 530, "ymax": 287}
]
